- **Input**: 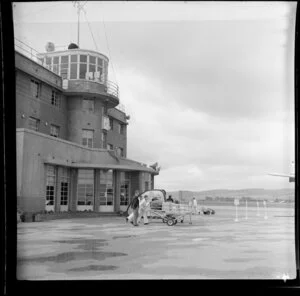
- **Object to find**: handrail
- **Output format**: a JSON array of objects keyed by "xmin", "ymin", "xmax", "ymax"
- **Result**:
[
  {"xmin": 105, "ymin": 80, "xmax": 119, "ymax": 98},
  {"xmin": 14, "ymin": 38, "xmax": 120, "ymax": 100}
]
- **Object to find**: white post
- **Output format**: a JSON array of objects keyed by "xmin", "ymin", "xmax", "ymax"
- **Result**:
[
  {"xmin": 234, "ymin": 198, "xmax": 239, "ymax": 222},
  {"xmin": 264, "ymin": 200, "xmax": 268, "ymax": 219},
  {"xmin": 256, "ymin": 200, "xmax": 260, "ymax": 216}
]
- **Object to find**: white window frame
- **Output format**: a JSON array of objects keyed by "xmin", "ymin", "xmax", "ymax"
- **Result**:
[
  {"xmin": 82, "ymin": 129, "xmax": 94, "ymax": 148},
  {"xmin": 50, "ymin": 124, "xmax": 60, "ymax": 138},
  {"xmin": 28, "ymin": 117, "xmax": 40, "ymax": 131},
  {"xmin": 30, "ymin": 79, "xmax": 40, "ymax": 98},
  {"xmin": 46, "ymin": 165, "xmax": 56, "ymax": 211},
  {"xmin": 77, "ymin": 169, "xmax": 94, "ymax": 211}
]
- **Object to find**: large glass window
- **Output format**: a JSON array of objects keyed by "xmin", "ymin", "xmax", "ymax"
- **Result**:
[
  {"xmin": 60, "ymin": 168, "xmax": 70, "ymax": 206},
  {"xmin": 99, "ymin": 170, "xmax": 114, "ymax": 206},
  {"xmin": 103, "ymin": 60, "xmax": 108, "ymax": 83},
  {"xmin": 82, "ymin": 129, "xmax": 94, "ymax": 148},
  {"xmin": 79, "ymin": 55, "xmax": 87, "ymax": 79},
  {"xmin": 88, "ymin": 55, "xmax": 96, "ymax": 80},
  {"xmin": 120, "ymin": 172, "xmax": 130, "ymax": 206},
  {"xmin": 96, "ymin": 57, "xmax": 103, "ymax": 83},
  {"xmin": 46, "ymin": 165, "xmax": 56, "ymax": 206},
  {"xmin": 82, "ymin": 98, "xmax": 94, "ymax": 112},
  {"xmin": 60, "ymin": 55, "xmax": 69, "ymax": 79},
  {"xmin": 45, "ymin": 57, "xmax": 52, "ymax": 70},
  {"xmin": 77, "ymin": 169, "xmax": 94, "ymax": 206},
  {"xmin": 70, "ymin": 54, "xmax": 78, "ymax": 79},
  {"xmin": 53, "ymin": 56, "xmax": 59, "ymax": 74},
  {"xmin": 28, "ymin": 117, "xmax": 40, "ymax": 131}
]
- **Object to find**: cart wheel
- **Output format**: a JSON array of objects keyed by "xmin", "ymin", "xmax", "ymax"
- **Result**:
[
  {"xmin": 180, "ymin": 220, "xmax": 184, "ymax": 223},
  {"xmin": 162, "ymin": 219, "xmax": 166, "ymax": 223},
  {"xmin": 167, "ymin": 219, "xmax": 174, "ymax": 226},
  {"xmin": 174, "ymin": 219, "xmax": 178, "ymax": 225}
]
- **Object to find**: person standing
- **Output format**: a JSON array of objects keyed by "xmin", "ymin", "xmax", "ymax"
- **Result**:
[
  {"xmin": 138, "ymin": 195, "xmax": 150, "ymax": 225},
  {"xmin": 126, "ymin": 190, "xmax": 140, "ymax": 226},
  {"xmin": 192, "ymin": 197, "xmax": 198, "ymax": 215},
  {"xmin": 166, "ymin": 195, "xmax": 174, "ymax": 203}
]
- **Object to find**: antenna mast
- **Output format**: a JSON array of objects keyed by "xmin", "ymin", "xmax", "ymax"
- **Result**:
[{"xmin": 72, "ymin": 1, "xmax": 87, "ymax": 47}]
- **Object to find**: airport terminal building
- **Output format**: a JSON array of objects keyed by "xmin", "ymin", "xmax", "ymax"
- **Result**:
[{"xmin": 15, "ymin": 41, "xmax": 160, "ymax": 215}]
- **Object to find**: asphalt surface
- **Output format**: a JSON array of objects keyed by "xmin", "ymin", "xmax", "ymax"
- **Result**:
[{"xmin": 17, "ymin": 205, "xmax": 296, "ymax": 279}]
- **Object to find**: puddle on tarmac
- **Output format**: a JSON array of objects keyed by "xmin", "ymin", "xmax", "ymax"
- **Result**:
[
  {"xmin": 223, "ymin": 257, "xmax": 264, "ymax": 263},
  {"xmin": 112, "ymin": 235, "xmax": 135, "ymax": 239},
  {"xmin": 68, "ymin": 265, "xmax": 118, "ymax": 272},
  {"xmin": 17, "ymin": 251, "xmax": 127, "ymax": 263},
  {"xmin": 56, "ymin": 239, "xmax": 108, "ymax": 250}
]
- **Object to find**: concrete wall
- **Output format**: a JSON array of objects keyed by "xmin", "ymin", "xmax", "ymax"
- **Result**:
[
  {"xmin": 16, "ymin": 70, "xmax": 68, "ymax": 140},
  {"xmin": 15, "ymin": 51, "xmax": 62, "ymax": 89},
  {"xmin": 107, "ymin": 121, "xmax": 127, "ymax": 157},
  {"xmin": 67, "ymin": 96, "xmax": 104, "ymax": 148}
]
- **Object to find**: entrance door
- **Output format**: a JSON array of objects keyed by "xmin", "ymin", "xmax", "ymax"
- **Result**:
[
  {"xmin": 99, "ymin": 169, "xmax": 114, "ymax": 212},
  {"xmin": 45, "ymin": 165, "xmax": 56, "ymax": 212},
  {"xmin": 60, "ymin": 167, "xmax": 70, "ymax": 212},
  {"xmin": 77, "ymin": 169, "xmax": 94, "ymax": 211},
  {"xmin": 120, "ymin": 172, "xmax": 130, "ymax": 212}
]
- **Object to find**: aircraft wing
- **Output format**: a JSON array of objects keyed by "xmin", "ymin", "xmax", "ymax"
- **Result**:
[
  {"xmin": 269, "ymin": 173, "xmax": 294, "ymax": 178},
  {"xmin": 268, "ymin": 173, "xmax": 295, "ymax": 182}
]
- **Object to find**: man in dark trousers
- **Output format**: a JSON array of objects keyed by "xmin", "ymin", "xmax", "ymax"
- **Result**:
[{"xmin": 126, "ymin": 190, "xmax": 140, "ymax": 226}]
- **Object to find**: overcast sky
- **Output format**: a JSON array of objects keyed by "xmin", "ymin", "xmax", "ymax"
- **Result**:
[{"xmin": 13, "ymin": 1, "xmax": 296, "ymax": 191}]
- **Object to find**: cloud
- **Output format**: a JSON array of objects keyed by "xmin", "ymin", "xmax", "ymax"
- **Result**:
[{"xmin": 13, "ymin": 2, "xmax": 296, "ymax": 191}]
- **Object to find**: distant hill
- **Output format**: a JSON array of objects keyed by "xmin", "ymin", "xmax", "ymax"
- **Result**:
[{"xmin": 166, "ymin": 188, "xmax": 295, "ymax": 202}]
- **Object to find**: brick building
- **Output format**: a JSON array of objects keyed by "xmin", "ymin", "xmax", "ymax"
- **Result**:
[{"xmin": 15, "ymin": 41, "xmax": 160, "ymax": 215}]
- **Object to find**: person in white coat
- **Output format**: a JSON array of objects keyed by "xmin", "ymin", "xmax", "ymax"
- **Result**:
[
  {"xmin": 192, "ymin": 197, "xmax": 198, "ymax": 215},
  {"xmin": 138, "ymin": 195, "xmax": 150, "ymax": 225}
]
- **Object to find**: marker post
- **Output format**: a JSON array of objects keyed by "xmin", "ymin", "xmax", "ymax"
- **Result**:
[
  {"xmin": 256, "ymin": 200, "xmax": 260, "ymax": 217},
  {"xmin": 234, "ymin": 198, "xmax": 239, "ymax": 222},
  {"xmin": 263, "ymin": 200, "xmax": 268, "ymax": 219}
]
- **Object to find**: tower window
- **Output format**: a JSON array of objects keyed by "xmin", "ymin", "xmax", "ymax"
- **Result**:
[
  {"xmin": 31, "ymin": 79, "xmax": 40, "ymax": 98},
  {"xmin": 50, "ymin": 124, "xmax": 60, "ymax": 138},
  {"xmin": 51, "ymin": 90, "xmax": 60, "ymax": 107},
  {"xmin": 28, "ymin": 117, "xmax": 40, "ymax": 131},
  {"xmin": 82, "ymin": 129, "xmax": 94, "ymax": 148},
  {"xmin": 82, "ymin": 98, "xmax": 94, "ymax": 112}
]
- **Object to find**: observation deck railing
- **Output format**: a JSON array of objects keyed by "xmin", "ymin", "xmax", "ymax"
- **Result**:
[{"xmin": 15, "ymin": 38, "xmax": 120, "ymax": 100}]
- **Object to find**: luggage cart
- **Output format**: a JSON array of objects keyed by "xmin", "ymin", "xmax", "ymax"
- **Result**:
[{"xmin": 148, "ymin": 202, "xmax": 192, "ymax": 226}]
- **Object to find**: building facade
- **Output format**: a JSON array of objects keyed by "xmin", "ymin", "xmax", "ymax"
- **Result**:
[{"xmin": 16, "ymin": 43, "xmax": 159, "ymax": 214}]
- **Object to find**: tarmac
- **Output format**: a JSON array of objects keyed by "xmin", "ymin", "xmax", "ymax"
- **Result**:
[{"xmin": 17, "ymin": 204, "xmax": 296, "ymax": 280}]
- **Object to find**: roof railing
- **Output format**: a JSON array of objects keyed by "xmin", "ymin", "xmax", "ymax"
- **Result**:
[{"xmin": 14, "ymin": 38, "xmax": 120, "ymax": 100}]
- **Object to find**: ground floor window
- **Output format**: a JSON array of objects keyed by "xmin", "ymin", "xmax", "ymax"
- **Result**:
[
  {"xmin": 46, "ymin": 165, "xmax": 56, "ymax": 206},
  {"xmin": 77, "ymin": 169, "xmax": 94, "ymax": 205},
  {"xmin": 99, "ymin": 169, "xmax": 114, "ymax": 206},
  {"xmin": 60, "ymin": 167, "xmax": 70, "ymax": 205},
  {"xmin": 120, "ymin": 172, "xmax": 130, "ymax": 206}
]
